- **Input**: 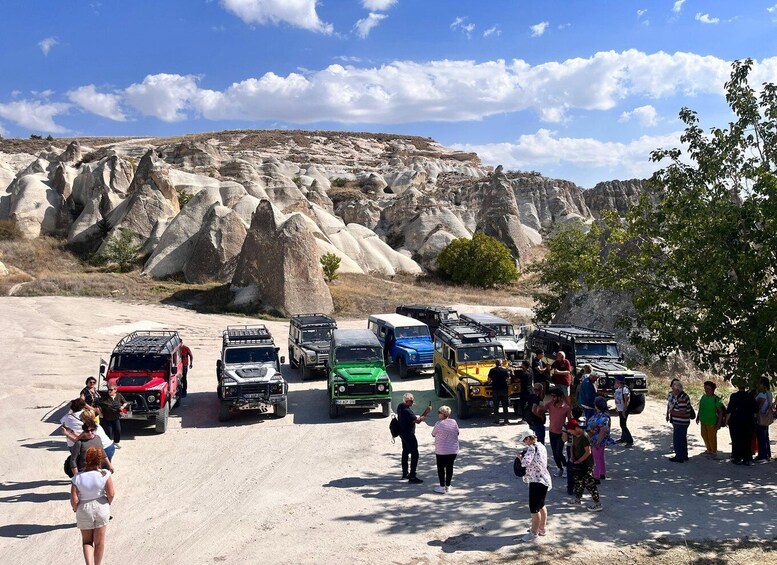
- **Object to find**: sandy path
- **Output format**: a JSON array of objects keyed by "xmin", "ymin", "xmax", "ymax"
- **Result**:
[{"xmin": 0, "ymin": 297, "xmax": 775, "ymax": 564}]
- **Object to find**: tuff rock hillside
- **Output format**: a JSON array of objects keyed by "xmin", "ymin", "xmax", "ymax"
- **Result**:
[{"xmin": 0, "ymin": 130, "xmax": 650, "ymax": 315}]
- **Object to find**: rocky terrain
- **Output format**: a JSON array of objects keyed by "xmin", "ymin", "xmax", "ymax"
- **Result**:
[{"xmin": 0, "ymin": 130, "xmax": 650, "ymax": 315}]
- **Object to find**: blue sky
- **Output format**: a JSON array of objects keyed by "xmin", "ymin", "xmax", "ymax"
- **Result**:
[{"xmin": 1, "ymin": 0, "xmax": 776, "ymax": 186}]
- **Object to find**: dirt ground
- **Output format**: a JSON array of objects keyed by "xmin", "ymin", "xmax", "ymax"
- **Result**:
[{"xmin": 1, "ymin": 297, "xmax": 776, "ymax": 564}]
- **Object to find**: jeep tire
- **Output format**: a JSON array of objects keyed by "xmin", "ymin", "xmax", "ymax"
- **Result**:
[
  {"xmin": 218, "ymin": 402, "xmax": 232, "ymax": 422},
  {"xmin": 328, "ymin": 397, "xmax": 339, "ymax": 419},
  {"xmin": 381, "ymin": 400, "xmax": 390, "ymax": 418},
  {"xmin": 456, "ymin": 387, "xmax": 470, "ymax": 420},
  {"xmin": 274, "ymin": 398, "xmax": 288, "ymax": 418},
  {"xmin": 301, "ymin": 358, "xmax": 312, "ymax": 381},
  {"xmin": 155, "ymin": 402, "xmax": 170, "ymax": 433},
  {"xmin": 628, "ymin": 393, "xmax": 646, "ymax": 415},
  {"xmin": 398, "ymin": 356, "xmax": 408, "ymax": 380}
]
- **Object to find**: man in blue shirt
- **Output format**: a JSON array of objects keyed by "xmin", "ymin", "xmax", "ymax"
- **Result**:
[{"xmin": 577, "ymin": 365, "xmax": 598, "ymax": 426}]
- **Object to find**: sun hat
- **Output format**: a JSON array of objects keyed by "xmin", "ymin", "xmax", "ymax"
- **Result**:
[
  {"xmin": 614, "ymin": 375, "xmax": 625, "ymax": 382},
  {"xmin": 517, "ymin": 429, "xmax": 537, "ymax": 443}
]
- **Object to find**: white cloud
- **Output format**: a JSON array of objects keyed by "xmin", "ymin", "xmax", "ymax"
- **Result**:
[
  {"xmin": 450, "ymin": 16, "xmax": 474, "ymax": 37},
  {"xmin": 124, "ymin": 74, "xmax": 201, "ymax": 122},
  {"xmin": 462, "ymin": 23, "xmax": 475, "ymax": 37},
  {"xmin": 619, "ymin": 104, "xmax": 658, "ymax": 127},
  {"xmin": 67, "ymin": 85, "xmax": 127, "ymax": 121},
  {"xmin": 219, "ymin": 0, "xmax": 332, "ymax": 34},
  {"xmin": 557, "ymin": 23, "xmax": 571, "ymax": 30},
  {"xmin": 483, "ymin": 25, "xmax": 501, "ymax": 38},
  {"xmin": 695, "ymin": 12, "xmax": 720, "ymax": 24},
  {"xmin": 361, "ymin": 0, "xmax": 396, "ymax": 10},
  {"xmin": 38, "ymin": 37, "xmax": 58, "ymax": 56},
  {"xmin": 354, "ymin": 13, "xmax": 387, "ymax": 38},
  {"xmin": 454, "ymin": 129, "xmax": 683, "ymax": 182},
  {"xmin": 768, "ymin": 4, "xmax": 777, "ymax": 13},
  {"xmin": 530, "ymin": 22, "xmax": 549, "ymax": 37},
  {"xmin": 0, "ymin": 100, "xmax": 70, "ymax": 133},
  {"xmin": 637, "ymin": 9, "xmax": 647, "ymax": 17},
  {"xmin": 673, "ymin": 0, "xmax": 687, "ymax": 13},
  {"xmin": 450, "ymin": 16, "xmax": 466, "ymax": 29}
]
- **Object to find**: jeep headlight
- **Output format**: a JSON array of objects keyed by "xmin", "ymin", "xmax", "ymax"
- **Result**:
[
  {"xmin": 471, "ymin": 386, "xmax": 481, "ymax": 395},
  {"xmin": 410, "ymin": 352, "xmax": 418, "ymax": 361},
  {"xmin": 147, "ymin": 394, "xmax": 157, "ymax": 403},
  {"xmin": 377, "ymin": 383, "xmax": 386, "ymax": 392},
  {"xmin": 272, "ymin": 382, "xmax": 284, "ymax": 394},
  {"xmin": 598, "ymin": 377, "xmax": 608, "ymax": 387},
  {"xmin": 305, "ymin": 351, "xmax": 316, "ymax": 362},
  {"xmin": 338, "ymin": 385, "xmax": 346, "ymax": 393}
]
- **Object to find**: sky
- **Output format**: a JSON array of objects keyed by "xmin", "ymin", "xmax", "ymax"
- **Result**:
[{"xmin": 1, "ymin": 1, "xmax": 776, "ymax": 186}]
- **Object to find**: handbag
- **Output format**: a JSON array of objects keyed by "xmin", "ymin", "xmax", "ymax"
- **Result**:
[
  {"xmin": 513, "ymin": 449, "xmax": 527, "ymax": 477},
  {"xmin": 758, "ymin": 408, "xmax": 775, "ymax": 427},
  {"xmin": 64, "ymin": 456, "xmax": 74, "ymax": 478}
]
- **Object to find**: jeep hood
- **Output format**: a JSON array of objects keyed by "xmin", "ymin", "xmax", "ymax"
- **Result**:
[
  {"xmin": 396, "ymin": 338, "xmax": 434, "ymax": 353},
  {"xmin": 225, "ymin": 365, "xmax": 282, "ymax": 383},
  {"xmin": 583, "ymin": 359, "xmax": 632, "ymax": 375},
  {"xmin": 456, "ymin": 362, "xmax": 497, "ymax": 385},
  {"xmin": 111, "ymin": 374, "xmax": 166, "ymax": 390},
  {"xmin": 498, "ymin": 339, "xmax": 520, "ymax": 352},
  {"xmin": 303, "ymin": 341, "xmax": 331, "ymax": 354},
  {"xmin": 336, "ymin": 366, "xmax": 386, "ymax": 381}
]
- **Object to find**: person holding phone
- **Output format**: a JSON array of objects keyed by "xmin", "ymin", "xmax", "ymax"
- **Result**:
[{"xmin": 396, "ymin": 393, "xmax": 431, "ymax": 484}]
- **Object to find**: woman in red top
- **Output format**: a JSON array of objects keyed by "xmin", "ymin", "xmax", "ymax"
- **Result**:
[{"xmin": 546, "ymin": 388, "xmax": 571, "ymax": 477}]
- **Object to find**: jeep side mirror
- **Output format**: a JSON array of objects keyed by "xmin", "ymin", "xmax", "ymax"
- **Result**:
[
  {"xmin": 619, "ymin": 354, "xmax": 625, "ymax": 362},
  {"xmin": 280, "ymin": 356, "xmax": 286, "ymax": 365},
  {"xmin": 99, "ymin": 364, "xmax": 106, "ymax": 376},
  {"xmin": 216, "ymin": 359, "xmax": 222, "ymax": 370}
]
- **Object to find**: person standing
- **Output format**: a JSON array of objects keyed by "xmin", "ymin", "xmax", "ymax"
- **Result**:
[
  {"xmin": 517, "ymin": 429, "xmax": 552, "ymax": 542},
  {"xmin": 577, "ymin": 366, "xmax": 598, "ymax": 425},
  {"xmin": 98, "ymin": 385, "xmax": 128, "ymax": 447},
  {"xmin": 567, "ymin": 419, "xmax": 602, "ymax": 511},
  {"xmin": 531, "ymin": 350, "xmax": 551, "ymax": 397},
  {"xmin": 488, "ymin": 359, "xmax": 511, "ymax": 425},
  {"xmin": 666, "ymin": 378, "xmax": 681, "ymax": 422},
  {"xmin": 71, "ymin": 447, "xmax": 115, "ymax": 565},
  {"xmin": 588, "ymin": 397, "xmax": 614, "ymax": 480},
  {"xmin": 563, "ymin": 405, "xmax": 586, "ymax": 495},
  {"xmin": 431, "ymin": 405, "xmax": 459, "ymax": 493},
  {"xmin": 550, "ymin": 351, "xmax": 573, "ymax": 405},
  {"xmin": 668, "ymin": 381, "xmax": 692, "ymax": 462},
  {"xmin": 397, "ymin": 393, "xmax": 430, "ymax": 483},
  {"xmin": 80, "ymin": 377, "xmax": 101, "ymax": 409},
  {"xmin": 180, "ymin": 343, "xmax": 193, "ymax": 398},
  {"xmin": 546, "ymin": 388, "xmax": 571, "ymax": 478},
  {"xmin": 513, "ymin": 360, "xmax": 532, "ymax": 420},
  {"xmin": 696, "ymin": 381, "xmax": 725, "ymax": 458},
  {"xmin": 755, "ymin": 377, "xmax": 774, "ymax": 462},
  {"xmin": 69, "ymin": 419, "xmax": 107, "ymax": 477},
  {"xmin": 613, "ymin": 375, "xmax": 633, "ymax": 446},
  {"xmin": 726, "ymin": 378, "xmax": 757, "ymax": 465},
  {"xmin": 525, "ymin": 383, "xmax": 547, "ymax": 444},
  {"xmin": 61, "ymin": 398, "xmax": 87, "ymax": 449}
]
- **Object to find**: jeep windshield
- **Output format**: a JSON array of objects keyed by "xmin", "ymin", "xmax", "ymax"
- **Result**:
[
  {"xmin": 110, "ymin": 354, "xmax": 169, "ymax": 371},
  {"xmin": 225, "ymin": 347, "xmax": 275, "ymax": 364},
  {"xmin": 488, "ymin": 324, "xmax": 515, "ymax": 338},
  {"xmin": 575, "ymin": 342, "xmax": 620, "ymax": 358},
  {"xmin": 335, "ymin": 346, "xmax": 383, "ymax": 363},
  {"xmin": 396, "ymin": 326, "xmax": 430, "ymax": 339},
  {"xmin": 458, "ymin": 345, "xmax": 501, "ymax": 362},
  {"xmin": 302, "ymin": 328, "xmax": 333, "ymax": 342}
]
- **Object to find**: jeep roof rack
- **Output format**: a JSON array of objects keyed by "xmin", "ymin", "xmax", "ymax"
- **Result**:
[
  {"xmin": 397, "ymin": 304, "xmax": 458, "ymax": 314},
  {"xmin": 533, "ymin": 324, "xmax": 615, "ymax": 341},
  {"xmin": 112, "ymin": 331, "xmax": 180, "ymax": 355},
  {"xmin": 290, "ymin": 313, "xmax": 337, "ymax": 327},
  {"xmin": 223, "ymin": 325, "xmax": 275, "ymax": 346},
  {"xmin": 436, "ymin": 319, "xmax": 497, "ymax": 344}
]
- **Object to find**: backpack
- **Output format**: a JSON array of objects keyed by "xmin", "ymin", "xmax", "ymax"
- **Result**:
[
  {"xmin": 64, "ymin": 456, "xmax": 74, "ymax": 478},
  {"xmin": 389, "ymin": 415, "xmax": 400, "ymax": 443}
]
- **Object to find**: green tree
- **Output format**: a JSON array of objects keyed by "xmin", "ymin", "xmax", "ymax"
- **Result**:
[
  {"xmin": 320, "ymin": 252, "xmax": 341, "ymax": 282},
  {"xmin": 177, "ymin": 191, "xmax": 193, "ymax": 208},
  {"xmin": 104, "ymin": 230, "xmax": 142, "ymax": 273},
  {"xmin": 593, "ymin": 60, "xmax": 777, "ymax": 385},
  {"xmin": 437, "ymin": 232, "xmax": 519, "ymax": 288}
]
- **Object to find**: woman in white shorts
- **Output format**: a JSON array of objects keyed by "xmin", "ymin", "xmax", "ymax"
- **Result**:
[{"xmin": 71, "ymin": 447, "xmax": 115, "ymax": 565}]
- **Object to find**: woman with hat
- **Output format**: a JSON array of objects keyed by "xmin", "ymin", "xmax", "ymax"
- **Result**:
[{"xmin": 516, "ymin": 429, "xmax": 552, "ymax": 542}]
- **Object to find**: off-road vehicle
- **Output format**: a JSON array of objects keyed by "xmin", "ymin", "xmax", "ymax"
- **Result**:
[
  {"xmin": 368, "ymin": 313, "xmax": 434, "ymax": 379},
  {"xmin": 460, "ymin": 312, "xmax": 526, "ymax": 361},
  {"xmin": 288, "ymin": 313, "xmax": 337, "ymax": 380},
  {"xmin": 102, "ymin": 331, "xmax": 185, "ymax": 434},
  {"xmin": 433, "ymin": 319, "xmax": 518, "ymax": 419},
  {"xmin": 216, "ymin": 325, "xmax": 288, "ymax": 422},
  {"xmin": 327, "ymin": 329, "xmax": 392, "ymax": 419},
  {"xmin": 527, "ymin": 325, "xmax": 647, "ymax": 414},
  {"xmin": 395, "ymin": 304, "xmax": 459, "ymax": 335}
]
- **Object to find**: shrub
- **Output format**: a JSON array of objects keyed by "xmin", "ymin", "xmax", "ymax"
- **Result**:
[
  {"xmin": 30, "ymin": 134, "xmax": 42, "ymax": 140},
  {"xmin": 320, "ymin": 252, "xmax": 341, "ymax": 282},
  {"xmin": 292, "ymin": 176, "xmax": 303, "ymax": 188},
  {"xmin": 0, "ymin": 219, "xmax": 23, "ymax": 241},
  {"xmin": 330, "ymin": 177, "xmax": 347, "ymax": 188},
  {"xmin": 103, "ymin": 230, "xmax": 142, "ymax": 273},
  {"xmin": 177, "ymin": 191, "xmax": 193, "ymax": 208},
  {"xmin": 46, "ymin": 134, "xmax": 54, "ymax": 141},
  {"xmin": 437, "ymin": 232, "xmax": 519, "ymax": 288}
]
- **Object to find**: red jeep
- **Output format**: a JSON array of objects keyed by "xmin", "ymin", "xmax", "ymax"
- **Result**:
[{"xmin": 101, "ymin": 331, "xmax": 185, "ymax": 434}]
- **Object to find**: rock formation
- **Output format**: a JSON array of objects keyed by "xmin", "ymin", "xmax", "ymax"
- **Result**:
[
  {"xmin": 584, "ymin": 179, "xmax": 653, "ymax": 217},
  {"xmin": 183, "ymin": 205, "xmax": 247, "ymax": 283}
]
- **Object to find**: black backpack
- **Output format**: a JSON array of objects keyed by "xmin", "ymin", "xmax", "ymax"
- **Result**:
[{"xmin": 389, "ymin": 415, "xmax": 400, "ymax": 443}]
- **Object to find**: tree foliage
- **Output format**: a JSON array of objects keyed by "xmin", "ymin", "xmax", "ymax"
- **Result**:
[
  {"xmin": 437, "ymin": 232, "xmax": 519, "ymax": 288},
  {"xmin": 103, "ymin": 230, "xmax": 142, "ymax": 273},
  {"xmin": 539, "ymin": 60, "xmax": 777, "ymax": 385},
  {"xmin": 320, "ymin": 252, "xmax": 341, "ymax": 282}
]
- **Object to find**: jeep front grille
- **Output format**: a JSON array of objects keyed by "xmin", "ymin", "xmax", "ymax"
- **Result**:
[
  {"xmin": 417, "ymin": 352, "xmax": 433, "ymax": 364},
  {"xmin": 347, "ymin": 383, "xmax": 375, "ymax": 395},
  {"xmin": 316, "ymin": 354, "xmax": 327, "ymax": 365},
  {"xmin": 124, "ymin": 393, "xmax": 150, "ymax": 413},
  {"xmin": 238, "ymin": 384, "xmax": 271, "ymax": 396}
]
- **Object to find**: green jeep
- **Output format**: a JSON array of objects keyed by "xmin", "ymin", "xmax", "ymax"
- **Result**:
[{"xmin": 327, "ymin": 329, "xmax": 392, "ymax": 419}]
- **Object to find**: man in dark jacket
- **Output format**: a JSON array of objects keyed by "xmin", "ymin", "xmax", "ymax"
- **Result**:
[
  {"xmin": 487, "ymin": 359, "xmax": 511, "ymax": 425},
  {"xmin": 397, "ymin": 393, "xmax": 430, "ymax": 483}
]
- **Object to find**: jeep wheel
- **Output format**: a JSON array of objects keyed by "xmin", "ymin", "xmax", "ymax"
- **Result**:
[
  {"xmin": 628, "ymin": 393, "xmax": 646, "ymax": 415},
  {"xmin": 274, "ymin": 398, "xmax": 288, "ymax": 418},
  {"xmin": 456, "ymin": 388, "xmax": 470, "ymax": 420},
  {"xmin": 328, "ymin": 397, "xmax": 339, "ymax": 419},
  {"xmin": 289, "ymin": 348, "xmax": 298, "ymax": 369},
  {"xmin": 381, "ymin": 401, "xmax": 390, "ymax": 418},
  {"xmin": 155, "ymin": 402, "xmax": 170, "ymax": 433},
  {"xmin": 301, "ymin": 358, "xmax": 312, "ymax": 381},
  {"xmin": 434, "ymin": 367, "xmax": 449, "ymax": 397},
  {"xmin": 398, "ymin": 357, "xmax": 408, "ymax": 380},
  {"xmin": 218, "ymin": 402, "xmax": 232, "ymax": 422}
]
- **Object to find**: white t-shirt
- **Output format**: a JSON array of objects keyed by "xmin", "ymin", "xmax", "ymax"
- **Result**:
[
  {"xmin": 614, "ymin": 385, "xmax": 631, "ymax": 412},
  {"xmin": 61, "ymin": 410, "xmax": 84, "ymax": 448},
  {"xmin": 72, "ymin": 469, "xmax": 112, "ymax": 502},
  {"xmin": 94, "ymin": 425, "xmax": 113, "ymax": 450},
  {"xmin": 756, "ymin": 391, "xmax": 773, "ymax": 414}
]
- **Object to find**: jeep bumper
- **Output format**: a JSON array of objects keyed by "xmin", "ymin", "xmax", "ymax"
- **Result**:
[
  {"xmin": 332, "ymin": 396, "xmax": 390, "ymax": 407},
  {"xmin": 224, "ymin": 394, "xmax": 286, "ymax": 411}
]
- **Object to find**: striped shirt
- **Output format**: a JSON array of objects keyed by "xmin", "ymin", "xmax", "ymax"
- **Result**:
[
  {"xmin": 670, "ymin": 391, "xmax": 691, "ymax": 425},
  {"xmin": 432, "ymin": 418, "xmax": 460, "ymax": 455}
]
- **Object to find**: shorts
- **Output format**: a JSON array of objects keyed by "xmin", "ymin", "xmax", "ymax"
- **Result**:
[
  {"xmin": 76, "ymin": 498, "xmax": 111, "ymax": 530},
  {"xmin": 528, "ymin": 482, "xmax": 548, "ymax": 513}
]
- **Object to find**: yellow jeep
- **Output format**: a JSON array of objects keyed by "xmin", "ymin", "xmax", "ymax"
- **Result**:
[{"xmin": 433, "ymin": 319, "xmax": 519, "ymax": 418}]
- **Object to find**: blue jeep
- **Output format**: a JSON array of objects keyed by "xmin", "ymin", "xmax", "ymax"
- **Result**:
[{"xmin": 367, "ymin": 313, "xmax": 435, "ymax": 379}]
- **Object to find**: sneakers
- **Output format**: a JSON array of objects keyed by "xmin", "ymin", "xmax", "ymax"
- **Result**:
[
  {"xmin": 445, "ymin": 486, "xmax": 452, "ymax": 493},
  {"xmin": 408, "ymin": 477, "xmax": 423, "ymax": 484},
  {"xmin": 433, "ymin": 486, "xmax": 446, "ymax": 494},
  {"xmin": 521, "ymin": 532, "xmax": 538, "ymax": 542},
  {"xmin": 401, "ymin": 473, "xmax": 408, "ymax": 479},
  {"xmin": 556, "ymin": 468, "xmax": 564, "ymax": 478},
  {"xmin": 587, "ymin": 503, "xmax": 603, "ymax": 512},
  {"xmin": 114, "ymin": 444, "xmax": 122, "ymax": 450},
  {"xmin": 526, "ymin": 528, "xmax": 546, "ymax": 536}
]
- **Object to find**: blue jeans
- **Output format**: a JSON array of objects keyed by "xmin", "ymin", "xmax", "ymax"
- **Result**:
[
  {"xmin": 756, "ymin": 425, "xmax": 771, "ymax": 460},
  {"xmin": 672, "ymin": 423, "xmax": 689, "ymax": 461},
  {"xmin": 104, "ymin": 443, "xmax": 116, "ymax": 462},
  {"xmin": 530, "ymin": 423, "xmax": 546, "ymax": 445}
]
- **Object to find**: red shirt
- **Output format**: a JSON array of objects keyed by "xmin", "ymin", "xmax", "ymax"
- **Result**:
[
  {"xmin": 546, "ymin": 401, "xmax": 571, "ymax": 434},
  {"xmin": 551, "ymin": 359, "xmax": 572, "ymax": 386},
  {"xmin": 181, "ymin": 344, "xmax": 193, "ymax": 364}
]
